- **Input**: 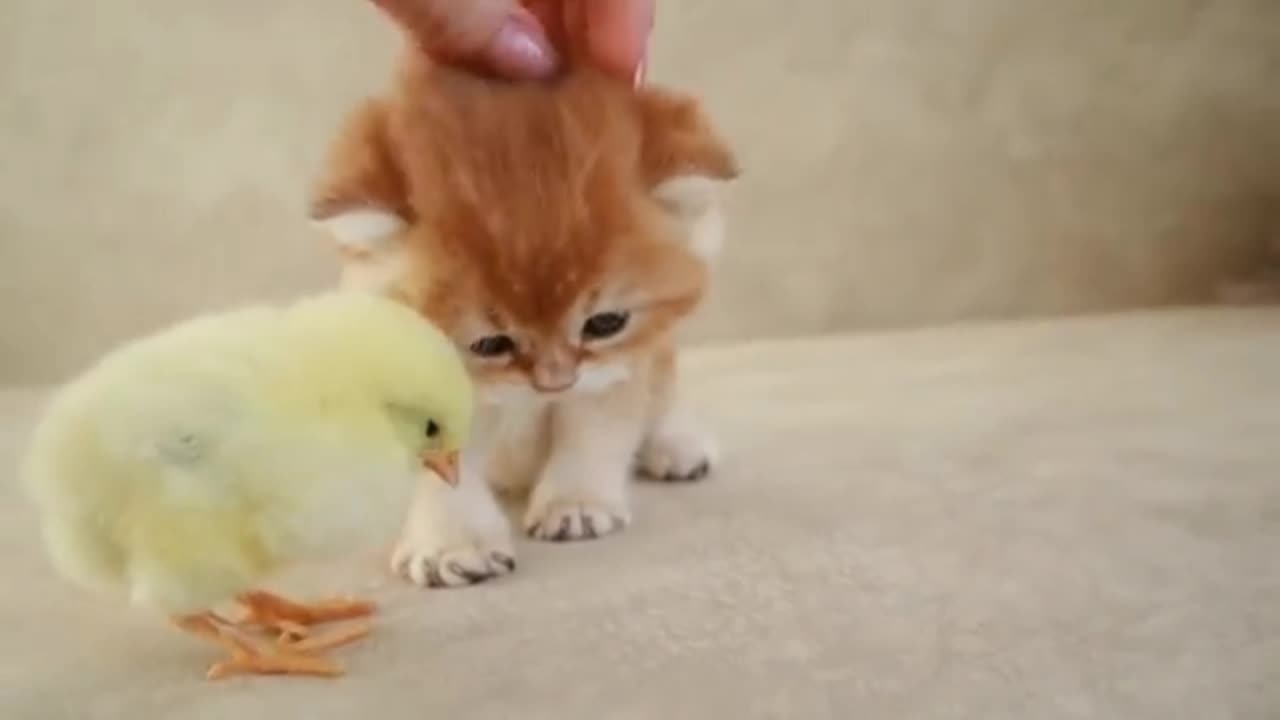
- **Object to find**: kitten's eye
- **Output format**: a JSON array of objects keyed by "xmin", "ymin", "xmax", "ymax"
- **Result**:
[
  {"xmin": 468, "ymin": 335, "xmax": 515, "ymax": 357},
  {"xmin": 582, "ymin": 311, "xmax": 630, "ymax": 340},
  {"xmin": 425, "ymin": 420, "xmax": 440, "ymax": 438}
]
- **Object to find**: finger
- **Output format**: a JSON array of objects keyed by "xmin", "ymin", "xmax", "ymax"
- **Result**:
[
  {"xmin": 520, "ymin": 0, "xmax": 566, "ymax": 48},
  {"xmin": 368, "ymin": 0, "xmax": 508, "ymax": 52},
  {"xmin": 582, "ymin": 0, "xmax": 655, "ymax": 84},
  {"xmin": 483, "ymin": 6, "xmax": 559, "ymax": 80},
  {"xmin": 368, "ymin": 0, "xmax": 557, "ymax": 79}
]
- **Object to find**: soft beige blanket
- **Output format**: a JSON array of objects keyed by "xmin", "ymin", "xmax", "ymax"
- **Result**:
[{"xmin": 2, "ymin": 307, "xmax": 1276, "ymax": 719}]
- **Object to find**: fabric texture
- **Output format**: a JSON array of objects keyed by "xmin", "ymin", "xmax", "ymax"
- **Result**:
[{"xmin": 1, "ymin": 307, "xmax": 1278, "ymax": 718}]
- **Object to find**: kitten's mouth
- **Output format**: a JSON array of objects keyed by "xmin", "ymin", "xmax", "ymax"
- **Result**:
[
  {"xmin": 533, "ymin": 385, "xmax": 575, "ymax": 396},
  {"xmin": 531, "ymin": 379, "xmax": 578, "ymax": 395}
]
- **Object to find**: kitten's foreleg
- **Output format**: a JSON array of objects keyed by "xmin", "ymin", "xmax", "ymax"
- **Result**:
[
  {"xmin": 636, "ymin": 407, "xmax": 719, "ymax": 483},
  {"xmin": 390, "ymin": 445, "xmax": 515, "ymax": 588},
  {"xmin": 636, "ymin": 348, "xmax": 719, "ymax": 483},
  {"xmin": 524, "ymin": 379, "xmax": 649, "ymax": 542}
]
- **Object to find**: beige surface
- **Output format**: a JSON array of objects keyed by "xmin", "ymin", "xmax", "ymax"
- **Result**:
[
  {"xmin": 3, "ymin": 0, "xmax": 1280, "ymax": 717},
  {"xmin": 2, "ymin": 307, "xmax": 1279, "ymax": 719},
  {"xmin": 3, "ymin": 0, "xmax": 1280, "ymax": 382}
]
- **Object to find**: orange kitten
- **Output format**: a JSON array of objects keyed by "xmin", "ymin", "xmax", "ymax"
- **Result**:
[{"xmin": 308, "ymin": 40, "xmax": 738, "ymax": 586}]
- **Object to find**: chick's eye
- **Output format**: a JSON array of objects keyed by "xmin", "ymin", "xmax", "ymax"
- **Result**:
[
  {"xmin": 582, "ymin": 311, "xmax": 630, "ymax": 340},
  {"xmin": 469, "ymin": 334, "xmax": 515, "ymax": 358},
  {"xmin": 425, "ymin": 420, "xmax": 440, "ymax": 438}
]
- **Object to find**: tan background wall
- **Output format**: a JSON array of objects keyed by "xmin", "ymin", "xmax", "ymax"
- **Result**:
[{"xmin": 2, "ymin": 0, "xmax": 1278, "ymax": 383}]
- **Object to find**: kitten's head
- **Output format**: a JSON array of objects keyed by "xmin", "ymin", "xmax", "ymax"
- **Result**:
[{"xmin": 308, "ymin": 55, "xmax": 738, "ymax": 404}]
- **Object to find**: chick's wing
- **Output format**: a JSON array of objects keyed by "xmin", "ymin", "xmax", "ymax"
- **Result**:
[{"xmin": 85, "ymin": 308, "xmax": 293, "ymax": 500}]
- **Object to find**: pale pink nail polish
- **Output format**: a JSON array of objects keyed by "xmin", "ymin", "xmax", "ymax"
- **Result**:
[{"xmin": 489, "ymin": 18, "xmax": 557, "ymax": 79}]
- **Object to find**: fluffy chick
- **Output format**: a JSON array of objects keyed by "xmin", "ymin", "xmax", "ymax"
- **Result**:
[{"xmin": 20, "ymin": 290, "xmax": 473, "ymax": 679}]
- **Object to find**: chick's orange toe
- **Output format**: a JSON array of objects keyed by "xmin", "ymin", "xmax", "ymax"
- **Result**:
[
  {"xmin": 280, "ymin": 620, "xmax": 373, "ymax": 654},
  {"xmin": 173, "ymin": 608, "xmax": 359, "ymax": 681},
  {"xmin": 236, "ymin": 590, "xmax": 376, "ymax": 631}
]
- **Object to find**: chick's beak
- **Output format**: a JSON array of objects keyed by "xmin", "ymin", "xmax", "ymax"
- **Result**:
[{"xmin": 421, "ymin": 449, "xmax": 461, "ymax": 487}]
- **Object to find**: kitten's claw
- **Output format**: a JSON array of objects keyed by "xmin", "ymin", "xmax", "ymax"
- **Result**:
[
  {"xmin": 637, "ymin": 418, "xmax": 718, "ymax": 483},
  {"xmin": 390, "ymin": 539, "xmax": 515, "ymax": 589},
  {"xmin": 663, "ymin": 459, "xmax": 711, "ymax": 483},
  {"xmin": 491, "ymin": 552, "xmax": 516, "ymax": 573},
  {"xmin": 524, "ymin": 500, "xmax": 629, "ymax": 542}
]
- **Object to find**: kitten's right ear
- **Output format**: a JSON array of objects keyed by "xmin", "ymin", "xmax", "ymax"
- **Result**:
[{"xmin": 308, "ymin": 99, "xmax": 414, "ymax": 292}]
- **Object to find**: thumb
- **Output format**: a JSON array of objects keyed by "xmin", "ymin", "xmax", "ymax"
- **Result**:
[{"xmin": 369, "ymin": 0, "xmax": 557, "ymax": 79}]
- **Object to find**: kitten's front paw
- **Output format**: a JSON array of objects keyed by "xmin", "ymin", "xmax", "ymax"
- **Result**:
[
  {"xmin": 390, "ymin": 529, "xmax": 515, "ymax": 589},
  {"xmin": 523, "ymin": 497, "xmax": 631, "ymax": 542},
  {"xmin": 637, "ymin": 418, "xmax": 718, "ymax": 482}
]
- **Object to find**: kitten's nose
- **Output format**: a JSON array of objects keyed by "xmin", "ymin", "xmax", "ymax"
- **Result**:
[{"xmin": 531, "ymin": 361, "xmax": 577, "ymax": 394}]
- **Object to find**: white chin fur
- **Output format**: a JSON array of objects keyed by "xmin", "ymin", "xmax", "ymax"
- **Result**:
[{"xmin": 478, "ymin": 383, "xmax": 541, "ymax": 407}]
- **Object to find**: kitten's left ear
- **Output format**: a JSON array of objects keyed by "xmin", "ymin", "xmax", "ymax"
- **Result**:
[
  {"xmin": 307, "ymin": 98, "xmax": 415, "ymax": 294},
  {"xmin": 636, "ymin": 87, "xmax": 740, "ymax": 261}
]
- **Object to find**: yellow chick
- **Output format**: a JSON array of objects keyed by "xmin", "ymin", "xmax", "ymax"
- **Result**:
[{"xmin": 19, "ymin": 290, "xmax": 473, "ymax": 680}]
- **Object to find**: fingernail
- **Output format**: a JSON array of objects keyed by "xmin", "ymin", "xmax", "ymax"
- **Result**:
[
  {"xmin": 633, "ymin": 55, "xmax": 647, "ymax": 86},
  {"xmin": 488, "ymin": 17, "xmax": 557, "ymax": 79}
]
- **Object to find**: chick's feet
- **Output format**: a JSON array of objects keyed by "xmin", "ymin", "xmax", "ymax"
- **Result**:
[
  {"xmin": 169, "ymin": 592, "xmax": 375, "ymax": 680},
  {"xmin": 234, "ymin": 590, "xmax": 375, "ymax": 644},
  {"xmin": 173, "ymin": 613, "xmax": 347, "ymax": 680}
]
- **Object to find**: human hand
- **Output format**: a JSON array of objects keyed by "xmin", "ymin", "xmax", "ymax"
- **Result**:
[{"xmin": 368, "ymin": 0, "xmax": 654, "ymax": 84}]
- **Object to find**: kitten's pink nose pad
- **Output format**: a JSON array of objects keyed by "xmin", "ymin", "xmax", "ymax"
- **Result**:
[{"xmin": 531, "ymin": 364, "xmax": 578, "ymax": 394}]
